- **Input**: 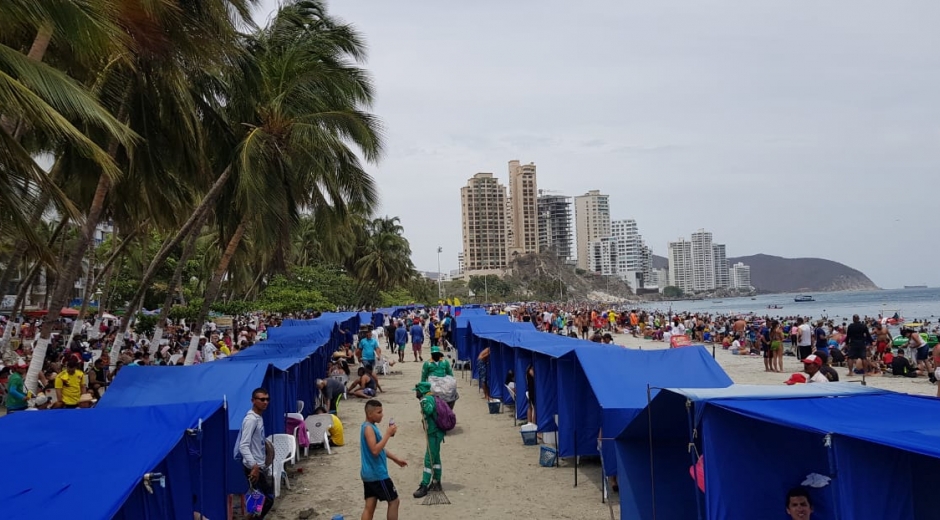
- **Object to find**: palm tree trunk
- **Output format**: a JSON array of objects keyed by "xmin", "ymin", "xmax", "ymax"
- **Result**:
[
  {"xmin": 184, "ymin": 217, "xmax": 247, "ymax": 365},
  {"xmin": 67, "ymin": 250, "xmax": 96, "ymax": 345},
  {"xmin": 25, "ymin": 172, "xmax": 112, "ymax": 393},
  {"xmin": 152, "ymin": 216, "xmax": 204, "ymax": 345},
  {"xmin": 125, "ymin": 165, "xmax": 233, "ymax": 329}
]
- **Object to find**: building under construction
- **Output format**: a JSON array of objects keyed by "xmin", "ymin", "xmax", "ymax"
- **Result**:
[{"xmin": 537, "ymin": 191, "xmax": 573, "ymax": 263}]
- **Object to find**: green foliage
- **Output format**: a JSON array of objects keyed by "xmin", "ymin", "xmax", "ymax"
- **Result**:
[
  {"xmin": 575, "ymin": 268, "xmax": 586, "ymax": 276},
  {"xmin": 134, "ymin": 313, "xmax": 158, "ymax": 337},
  {"xmin": 526, "ymin": 276, "xmax": 566, "ymax": 301},
  {"xmin": 257, "ymin": 273, "xmax": 335, "ymax": 314},
  {"xmin": 210, "ymin": 300, "xmax": 254, "ymax": 316},
  {"xmin": 663, "ymin": 286, "xmax": 685, "ymax": 298},
  {"xmin": 168, "ymin": 298, "xmax": 204, "ymax": 324},
  {"xmin": 468, "ymin": 275, "xmax": 512, "ymax": 301},
  {"xmin": 289, "ymin": 265, "xmax": 358, "ymax": 308},
  {"xmin": 379, "ymin": 288, "xmax": 415, "ymax": 307}
]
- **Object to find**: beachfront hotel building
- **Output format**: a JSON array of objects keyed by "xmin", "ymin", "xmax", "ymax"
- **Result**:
[
  {"xmin": 712, "ymin": 243, "xmax": 730, "ymax": 289},
  {"xmin": 460, "ymin": 173, "xmax": 510, "ymax": 271},
  {"xmin": 574, "ymin": 190, "xmax": 611, "ymax": 270},
  {"xmin": 668, "ymin": 239, "xmax": 694, "ymax": 293},
  {"xmin": 537, "ymin": 191, "xmax": 573, "ymax": 262},
  {"xmin": 507, "ymin": 160, "xmax": 539, "ymax": 256},
  {"xmin": 690, "ymin": 229, "xmax": 716, "ymax": 292},
  {"xmin": 730, "ymin": 262, "xmax": 752, "ymax": 289}
]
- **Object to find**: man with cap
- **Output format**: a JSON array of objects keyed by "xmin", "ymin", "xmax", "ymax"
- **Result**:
[
  {"xmin": 412, "ymin": 381, "xmax": 445, "ymax": 498},
  {"xmin": 4, "ymin": 361, "xmax": 29, "ymax": 413},
  {"xmin": 801, "ymin": 355, "xmax": 829, "ymax": 384}
]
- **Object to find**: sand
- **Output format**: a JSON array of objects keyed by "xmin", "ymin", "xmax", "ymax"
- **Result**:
[{"xmin": 266, "ymin": 333, "xmax": 935, "ymax": 520}]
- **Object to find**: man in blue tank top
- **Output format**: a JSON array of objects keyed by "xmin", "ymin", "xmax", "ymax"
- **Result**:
[{"xmin": 360, "ymin": 399, "xmax": 407, "ymax": 520}]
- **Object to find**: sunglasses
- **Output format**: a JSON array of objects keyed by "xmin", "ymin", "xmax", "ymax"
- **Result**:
[{"xmin": 254, "ymin": 397, "xmax": 269, "ymax": 402}]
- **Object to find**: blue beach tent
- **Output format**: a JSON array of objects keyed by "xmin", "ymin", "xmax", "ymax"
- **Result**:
[
  {"xmin": 572, "ymin": 346, "xmax": 733, "ymax": 474},
  {"xmin": 0, "ymin": 401, "xmax": 227, "ymax": 520},
  {"xmin": 615, "ymin": 384, "xmax": 889, "ymax": 520},
  {"xmin": 701, "ymin": 391, "xmax": 940, "ymax": 520},
  {"xmin": 98, "ymin": 362, "xmax": 283, "ymax": 494}
]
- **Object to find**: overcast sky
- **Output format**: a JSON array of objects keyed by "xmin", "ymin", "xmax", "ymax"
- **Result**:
[{"xmin": 256, "ymin": 1, "xmax": 940, "ymax": 289}]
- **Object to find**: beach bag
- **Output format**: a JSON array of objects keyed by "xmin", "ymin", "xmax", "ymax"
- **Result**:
[
  {"xmin": 428, "ymin": 374, "xmax": 459, "ymax": 403},
  {"xmin": 245, "ymin": 483, "xmax": 266, "ymax": 516},
  {"xmin": 433, "ymin": 396, "xmax": 456, "ymax": 432}
]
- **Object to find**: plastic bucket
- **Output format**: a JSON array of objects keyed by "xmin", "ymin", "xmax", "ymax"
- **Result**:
[
  {"xmin": 521, "ymin": 430, "xmax": 538, "ymax": 446},
  {"xmin": 488, "ymin": 400, "xmax": 501, "ymax": 414},
  {"xmin": 539, "ymin": 446, "xmax": 557, "ymax": 467}
]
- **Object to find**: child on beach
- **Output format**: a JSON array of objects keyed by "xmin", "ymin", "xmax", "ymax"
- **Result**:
[{"xmin": 360, "ymin": 399, "xmax": 407, "ymax": 520}]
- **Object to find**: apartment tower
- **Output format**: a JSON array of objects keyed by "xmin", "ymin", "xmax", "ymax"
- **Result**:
[
  {"xmin": 537, "ymin": 191, "xmax": 573, "ymax": 262},
  {"xmin": 667, "ymin": 239, "xmax": 694, "ymax": 293},
  {"xmin": 507, "ymin": 160, "xmax": 539, "ymax": 256},
  {"xmin": 690, "ymin": 229, "xmax": 716, "ymax": 292},
  {"xmin": 574, "ymin": 190, "xmax": 611, "ymax": 270},
  {"xmin": 460, "ymin": 173, "xmax": 509, "ymax": 271}
]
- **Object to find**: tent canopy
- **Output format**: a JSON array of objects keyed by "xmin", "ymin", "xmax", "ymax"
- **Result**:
[{"xmin": 0, "ymin": 401, "xmax": 226, "ymax": 520}]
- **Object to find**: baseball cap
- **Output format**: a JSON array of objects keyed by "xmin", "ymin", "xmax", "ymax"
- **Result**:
[
  {"xmin": 412, "ymin": 381, "xmax": 431, "ymax": 394},
  {"xmin": 785, "ymin": 373, "xmax": 807, "ymax": 385},
  {"xmin": 802, "ymin": 354, "xmax": 823, "ymax": 366}
]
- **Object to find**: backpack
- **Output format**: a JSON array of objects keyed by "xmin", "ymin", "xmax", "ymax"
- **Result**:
[{"xmin": 433, "ymin": 396, "xmax": 456, "ymax": 432}]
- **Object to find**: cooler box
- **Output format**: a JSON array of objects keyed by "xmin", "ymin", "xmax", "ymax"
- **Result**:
[{"xmin": 520, "ymin": 423, "xmax": 538, "ymax": 445}]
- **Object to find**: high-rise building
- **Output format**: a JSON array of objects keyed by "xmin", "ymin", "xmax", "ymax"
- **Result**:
[
  {"xmin": 574, "ymin": 190, "xmax": 610, "ymax": 270},
  {"xmin": 508, "ymin": 160, "xmax": 539, "ymax": 255},
  {"xmin": 690, "ymin": 229, "xmax": 716, "ymax": 292},
  {"xmin": 589, "ymin": 237, "xmax": 618, "ymax": 276},
  {"xmin": 668, "ymin": 239, "xmax": 694, "ymax": 293},
  {"xmin": 730, "ymin": 262, "xmax": 752, "ymax": 289},
  {"xmin": 712, "ymin": 243, "xmax": 730, "ymax": 289},
  {"xmin": 461, "ymin": 173, "xmax": 509, "ymax": 271},
  {"xmin": 537, "ymin": 191, "xmax": 573, "ymax": 262}
]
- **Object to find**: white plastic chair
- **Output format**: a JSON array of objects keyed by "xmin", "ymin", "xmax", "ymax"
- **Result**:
[
  {"xmin": 375, "ymin": 356, "xmax": 391, "ymax": 375},
  {"xmin": 296, "ymin": 400, "xmax": 304, "ymax": 414},
  {"xmin": 285, "ymin": 413, "xmax": 304, "ymax": 464},
  {"xmin": 303, "ymin": 414, "xmax": 332, "ymax": 456},
  {"xmin": 168, "ymin": 354, "xmax": 182, "ymax": 365},
  {"xmin": 266, "ymin": 433, "xmax": 297, "ymax": 497}
]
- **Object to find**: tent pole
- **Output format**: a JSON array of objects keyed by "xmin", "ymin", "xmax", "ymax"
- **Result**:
[{"xmin": 647, "ymin": 384, "xmax": 657, "ymax": 520}]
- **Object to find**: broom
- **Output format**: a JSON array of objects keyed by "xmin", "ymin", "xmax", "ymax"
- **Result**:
[{"xmin": 421, "ymin": 419, "xmax": 450, "ymax": 505}]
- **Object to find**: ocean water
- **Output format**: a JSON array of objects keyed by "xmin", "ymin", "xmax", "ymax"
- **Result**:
[{"xmin": 645, "ymin": 287, "xmax": 940, "ymax": 323}]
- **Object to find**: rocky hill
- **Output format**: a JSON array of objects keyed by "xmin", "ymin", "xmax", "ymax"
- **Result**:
[{"xmin": 652, "ymin": 253, "xmax": 878, "ymax": 293}]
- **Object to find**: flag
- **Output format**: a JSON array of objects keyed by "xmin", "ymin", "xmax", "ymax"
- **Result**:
[{"xmin": 453, "ymin": 297, "xmax": 461, "ymax": 306}]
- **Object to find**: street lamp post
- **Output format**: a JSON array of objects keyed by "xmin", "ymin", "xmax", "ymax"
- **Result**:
[{"xmin": 437, "ymin": 247, "xmax": 443, "ymax": 299}]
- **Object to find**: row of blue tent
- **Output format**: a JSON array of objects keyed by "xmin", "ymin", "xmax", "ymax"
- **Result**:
[
  {"xmin": 455, "ymin": 311, "xmax": 940, "ymax": 520},
  {"xmin": 0, "ymin": 311, "xmax": 373, "ymax": 520}
]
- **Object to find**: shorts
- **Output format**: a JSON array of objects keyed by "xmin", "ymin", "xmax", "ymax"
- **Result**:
[
  {"xmin": 847, "ymin": 344, "xmax": 866, "ymax": 360},
  {"xmin": 362, "ymin": 359, "xmax": 375, "ymax": 371},
  {"xmin": 798, "ymin": 346, "xmax": 813, "ymax": 360},
  {"xmin": 363, "ymin": 388, "xmax": 376, "ymax": 397},
  {"xmin": 916, "ymin": 346, "xmax": 929, "ymax": 362},
  {"xmin": 412, "ymin": 342, "xmax": 423, "ymax": 352},
  {"xmin": 876, "ymin": 341, "xmax": 888, "ymax": 354},
  {"xmin": 771, "ymin": 340, "xmax": 782, "ymax": 352},
  {"xmin": 397, "ymin": 343, "xmax": 405, "ymax": 351},
  {"xmin": 363, "ymin": 478, "xmax": 398, "ymax": 502}
]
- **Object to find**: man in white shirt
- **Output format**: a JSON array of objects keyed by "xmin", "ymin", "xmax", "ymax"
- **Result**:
[
  {"xmin": 237, "ymin": 388, "xmax": 274, "ymax": 518},
  {"xmin": 796, "ymin": 318, "xmax": 814, "ymax": 359},
  {"xmin": 802, "ymin": 355, "xmax": 829, "ymax": 384}
]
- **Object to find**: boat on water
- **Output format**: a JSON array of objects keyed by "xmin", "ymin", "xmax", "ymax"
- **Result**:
[
  {"xmin": 904, "ymin": 285, "xmax": 927, "ymax": 289},
  {"xmin": 794, "ymin": 295, "xmax": 815, "ymax": 302},
  {"xmin": 712, "ymin": 300, "xmax": 723, "ymax": 303},
  {"xmin": 767, "ymin": 305, "xmax": 783, "ymax": 309}
]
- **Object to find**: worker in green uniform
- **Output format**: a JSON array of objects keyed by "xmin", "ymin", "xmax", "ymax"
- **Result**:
[
  {"xmin": 412, "ymin": 381, "xmax": 444, "ymax": 498},
  {"xmin": 420, "ymin": 345, "xmax": 453, "ymax": 382}
]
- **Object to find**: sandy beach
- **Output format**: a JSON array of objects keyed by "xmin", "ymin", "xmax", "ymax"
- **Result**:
[{"xmin": 267, "ymin": 331, "xmax": 935, "ymax": 519}]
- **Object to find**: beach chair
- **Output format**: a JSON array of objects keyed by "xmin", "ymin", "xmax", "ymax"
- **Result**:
[
  {"xmin": 375, "ymin": 356, "xmax": 391, "ymax": 376},
  {"xmin": 303, "ymin": 414, "xmax": 333, "ymax": 456},
  {"xmin": 266, "ymin": 433, "xmax": 297, "ymax": 497},
  {"xmin": 296, "ymin": 400, "xmax": 304, "ymax": 414},
  {"xmin": 505, "ymin": 384, "xmax": 517, "ymax": 426},
  {"xmin": 285, "ymin": 413, "xmax": 304, "ymax": 464}
]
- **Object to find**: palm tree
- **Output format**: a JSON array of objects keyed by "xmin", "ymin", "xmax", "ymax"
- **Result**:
[
  {"xmin": 354, "ymin": 216, "xmax": 416, "ymax": 291},
  {"xmin": 183, "ymin": 0, "xmax": 383, "ymax": 363},
  {"xmin": 23, "ymin": 0, "xmax": 255, "ymax": 392}
]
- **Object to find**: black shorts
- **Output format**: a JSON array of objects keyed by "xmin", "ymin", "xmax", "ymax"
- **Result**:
[
  {"xmin": 916, "ymin": 346, "xmax": 929, "ymax": 361},
  {"xmin": 363, "ymin": 478, "xmax": 398, "ymax": 502},
  {"xmin": 847, "ymin": 345, "xmax": 866, "ymax": 360},
  {"xmin": 798, "ymin": 346, "xmax": 813, "ymax": 360}
]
